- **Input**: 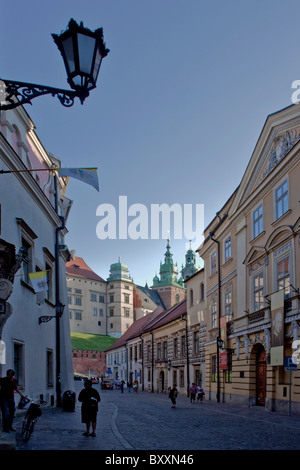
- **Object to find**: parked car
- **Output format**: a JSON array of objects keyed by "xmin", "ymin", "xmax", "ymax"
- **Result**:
[{"xmin": 101, "ymin": 379, "xmax": 114, "ymax": 390}]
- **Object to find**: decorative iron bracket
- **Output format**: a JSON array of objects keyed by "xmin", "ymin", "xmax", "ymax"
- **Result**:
[
  {"xmin": 0, "ymin": 79, "xmax": 89, "ymax": 110},
  {"xmin": 39, "ymin": 315, "xmax": 57, "ymax": 324}
]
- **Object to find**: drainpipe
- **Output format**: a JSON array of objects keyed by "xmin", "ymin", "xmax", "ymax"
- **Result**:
[
  {"xmin": 209, "ymin": 232, "xmax": 221, "ymax": 403},
  {"xmin": 54, "ymin": 174, "xmax": 65, "ymax": 408},
  {"xmin": 140, "ymin": 335, "xmax": 144, "ymax": 391},
  {"xmin": 182, "ymin": 315, "xmax": 190, "ymax": 397},
  {"xmin": 150, "ymin": 331, "xmax": 154, "ymax": 393}
]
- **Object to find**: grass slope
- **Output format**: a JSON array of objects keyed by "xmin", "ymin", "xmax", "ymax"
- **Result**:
[{"xmin": 71, "ymin": 332, "xmax": 118, "ymax": 351}]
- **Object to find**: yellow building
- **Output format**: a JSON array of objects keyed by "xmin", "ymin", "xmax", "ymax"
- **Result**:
[{"xmin": 198, "ymin": 104, "xmax": 300, "ymax": 414}]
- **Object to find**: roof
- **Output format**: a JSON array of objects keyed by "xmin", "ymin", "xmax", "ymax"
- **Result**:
[
  {"xmin": 66, "ymin": 256, "xmax": 105, "ymax": 282},
  {"xmin": 135, "ymin": 284, "xmax": 166, "ymax": 310},
  {"xmin": 105, "ymin": 305, "xmax": 165, "ymax": 352},
  {"xmin": 106, "ymin": 299, "xmax": 187, "ymax": 353},
  {"xmin": 142, "ymin": 298, "xmax": 187, "ymax": 333}
]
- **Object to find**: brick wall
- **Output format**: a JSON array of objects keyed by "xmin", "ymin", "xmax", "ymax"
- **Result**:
[{"xmin": 72, "ymin": 349, "xmax": 107, "ymax": 377}]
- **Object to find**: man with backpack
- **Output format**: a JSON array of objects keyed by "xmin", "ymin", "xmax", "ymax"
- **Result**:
[{"xmin": 78, "ymin": 379, "xmax": 101, "ymax": 437}]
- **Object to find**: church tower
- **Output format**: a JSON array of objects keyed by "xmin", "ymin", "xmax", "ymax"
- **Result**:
[
  {"xmin": 181, "ymin": 242, "xmax": 198, "ymax": 281},
  {"xmin": 151, "ymin": 240, "xmax": 186, "ymax": 309}
]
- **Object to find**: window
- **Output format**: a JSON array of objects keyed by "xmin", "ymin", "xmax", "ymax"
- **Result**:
[
  {"xmin": 14, "ymin": 342, "xmax": 24, "ymax": 389},
  {"xmin": 224, "ymin": 236, "xmax": 231, "ymax": 262},
  {"xmin": 75, "ymin": 297, "xmax": 82, "ymax": 306},
  {"xmin": 163, "ymin": 341, "xmax": 168, "ymax": 359},
  {"xmin": 99, "ymin": 308, "xmax": 103, "ymax": 317},
  {"xmin": 189, "ymin": 289, "xmax": 194, "ymax": 306},
  {"xmin": 90, "ymin": 293, "xmax": 97, "ymax": 302},
  {"xmin": 47, "ymin": 349, "xmax": 54, "ymax": 387},
  {"xmin": 124, "ymin": 294, "xmax": 130, "ymax": 303},
  {"xmin": 193, "ymin": 331, "xmax": 199, "ymax": 354},
  {"xmin": 253, "ymin": 204, "xmax": 263, "ymax": 238},
  {"xmin": 225, "ymin": 350, "xmax": 232, "ymax": 383},
  {"xmin": 75, "ymin": 288, "xmax": 82, "ymax": 294},
  {"xmin": 75, "ymin": 311, "xmax": 82, "ymax": 320},
  {"xmin": 21, "ymin": 237, "xmax": 32, "ymax": 284},
  {"xmin": 277, "ymin": 256, "xmax": 290, "ymax": 298},
  {"xmin": 109, "ymin": 308, "xmax": 114, "ymax": 317},
  {"xmin": 68, "ymin": 296, "xmax": 72, "ymax": 305},
  {"xmin": 173, "ymin": 337, "xmax": 178, "ymax": 357},
  {"xmin": 224, "ymin": 291, "xmax": 232, "ymax": 320},
  {"xmin": 157, "ymin": 343, "xmax": 161, "ymax": 360},
  {"xmin": 109, "ymin": 294, "xmax": 114, "ymax": 303},
  {"xmin": 180, "ymin": 369, "xmax": 184, "ymax": 387},
  {"xmin": 125, "ymin": 308, "xmax": 130, "ymax": 317},
  {"xmin": 200, "ymin": 283, "xmax": 204, "ymax": 301},
  {"xmin": 275, "ymin": 179, "xmax": 288, "ymax": 220},
  {"xmin": 147, "ymin": 345, "xmax": 151, "ymax": 361},
  {"xmin": 93, "ymin": 307, "xmax": 97, "ymax": 316},
  {"xmin": 211, "ymin": 298, "xmax": 217, "ymax": 329},
  {"xmin": 211, "ymin": 355, "xmax": 217, "ymax": 382},
  {"xmin": 211, "ymin": 251, "xmax": 217, "ymax": 275},
  {"xmin": 181, "ymin": 335, "xmax": 186, "ymax": 356},
  {"xmin": 253, "ymin": 272, "xmax": 264, "ymax": 311},
  {"xmin": 99, "ymin": 295, "xmax": 105, "ymax": 303},
  {"xmin": 173, "ymin": 370, "xmax": 177, "ymax": 386}
]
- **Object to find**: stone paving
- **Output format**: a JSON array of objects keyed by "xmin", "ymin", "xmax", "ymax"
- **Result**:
[{"xmin": 3, "ymin": 380, "xmax": 300, "ymax": 453}]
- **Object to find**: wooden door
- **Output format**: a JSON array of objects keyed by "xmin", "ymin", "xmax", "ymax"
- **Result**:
[{"xmin": 256, "ymin": 348, "xmax": 266, "ymax": 406}]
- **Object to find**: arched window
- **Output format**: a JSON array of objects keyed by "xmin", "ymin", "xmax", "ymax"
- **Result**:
[
  {"xmin": 190, "ymin": 289, "xmax": 194, "ymax": 306},
  {"xmin": 200, "ymin": 283, "xmax": 204, "ymax": 301}
]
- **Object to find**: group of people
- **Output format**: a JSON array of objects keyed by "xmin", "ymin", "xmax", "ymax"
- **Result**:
[
  {"xmin": 169, "ymin": 383, "xmax": 205, "ymax": 408},
  {"xmin": 189, "ymin": 383, "xmax": 205, "ymax": 403}
]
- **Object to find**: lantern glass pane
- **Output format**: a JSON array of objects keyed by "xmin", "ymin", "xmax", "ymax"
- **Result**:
[
  {"xmin": 93, "ymin": 46, "xmax": 103, "ymax": 82},
  {"xmin": 77, "ymin": 33, "xmax": 95, "ymax": 74},
  {"xmin": 62, "ymin": 36, "xmax": 76, "ymax": 73}
]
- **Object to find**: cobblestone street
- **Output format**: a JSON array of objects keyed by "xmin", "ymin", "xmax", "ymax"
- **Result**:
[{"xmin": 8, "ymin": 380, "xmax": 300, "ymax": 457}]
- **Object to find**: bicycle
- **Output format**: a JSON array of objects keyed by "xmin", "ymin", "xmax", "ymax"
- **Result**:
[{"xmin": 19, "ymin": 397, "xmax": 43, "ymax": 442}]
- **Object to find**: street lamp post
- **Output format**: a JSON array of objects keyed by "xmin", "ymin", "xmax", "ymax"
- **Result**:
[{"xmin": 0, "ymin": 18, "xmax": 109, "ymax": 110}]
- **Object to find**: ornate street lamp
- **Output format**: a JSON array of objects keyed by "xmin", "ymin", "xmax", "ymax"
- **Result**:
[
  {"xmin": 39, "ymin": 302, "xmax": 65, "ymax": 324},
  {"xmin": 0, "ymin": 19, "xmax": 109, "ymax": 110}
]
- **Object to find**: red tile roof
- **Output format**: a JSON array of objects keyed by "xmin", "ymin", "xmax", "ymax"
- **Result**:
[
  {"xmin": 66, "ymin": 256, "xmax": 105, "ymax": 282},
  {"xmin": 105, "ymin": 299, "xmax": 187, "ymax": 351},
  {"xmin": 105, "ymin": 305, "xmax": 165, "ymax": 351}
]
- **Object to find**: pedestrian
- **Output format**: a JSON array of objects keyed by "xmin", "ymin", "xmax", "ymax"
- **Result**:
[
  {"xmin": 0, "ymin": 369, "xmax": 25, "ymax": 433},
  {"xmin": 127, "ymin": 380, "xmax": 132, "ymax": 392},
  {"xmin": 78, "ymin": 378, "xmax": 101, "ymax": 437},
  {"xmin": 133, "ymin": 380, "xmax": 138, "ymax": 392},
  {"xmin": 120, "ymin": 380, "xmax": 125, "ymax": 393},
  {"xmin": 190, "ymin": 383, "xmax": 196, "ymax": 403},
  {"xmin": 169, "ymin": 385, "xmax": 178, "ymax": 408},
  {"xmin": 196, "ymin": 384, "xmax": 205, "ymax": 402}
]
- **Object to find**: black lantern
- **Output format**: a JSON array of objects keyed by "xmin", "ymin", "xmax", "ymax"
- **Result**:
[
  {"xmin": 0, "ymin": 19, "xmax": 109, "ymax": 110},
  {"xmin": 52, "ymin": 19, "xmax": 109, "ymax": 103},
  {"xmin": 56, "ymin": 302, "xmax": 65, "ymax": 318}
]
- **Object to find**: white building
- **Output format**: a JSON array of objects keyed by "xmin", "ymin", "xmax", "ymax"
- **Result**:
[{"xmin": 0, "ymin": 106, "xmax": 73, "ymax": 406}]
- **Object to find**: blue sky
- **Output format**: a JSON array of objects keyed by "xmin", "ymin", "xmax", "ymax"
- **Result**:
[{"xmin": 1, "ymin": 0, "xmax": 300, "ymax": 286}]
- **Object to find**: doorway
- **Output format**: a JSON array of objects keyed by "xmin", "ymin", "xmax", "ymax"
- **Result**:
[
  {"xmin": 256, "ymin": 345, "xmax": 266, "ymax": 406},
  {"xmin": 159, "ymin": 371, "xmax": 164, "ymax": 392}
]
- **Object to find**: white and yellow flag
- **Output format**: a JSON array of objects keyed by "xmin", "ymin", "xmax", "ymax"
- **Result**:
[
  {"xmin": 57, "ymin": 167, "xmax": 99, "ymax": 191},
  {"xmin": 29, "ymin": 271, "xmax": 48, "ymax": 293}
]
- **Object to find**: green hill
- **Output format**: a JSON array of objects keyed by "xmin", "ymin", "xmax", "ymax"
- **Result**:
[{"xmin": 70, "ymin": 332, "xmax": 118, "ymax": 351}]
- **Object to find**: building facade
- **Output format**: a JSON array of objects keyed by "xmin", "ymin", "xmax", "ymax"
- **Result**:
[
  {"xmin": 0, "ymin": 106, "xmax": 73, "ymax": 405},
  {"xmin": 66, "ymin": 253, "xmax": 107, "ymax": 335},
  {"xmin": 198, "ymin": 104, "xmax": 300, "ymax": 414},
  {"xmin": 106, "ymin": 264, "xmax": 205, "ymax": 396}
]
